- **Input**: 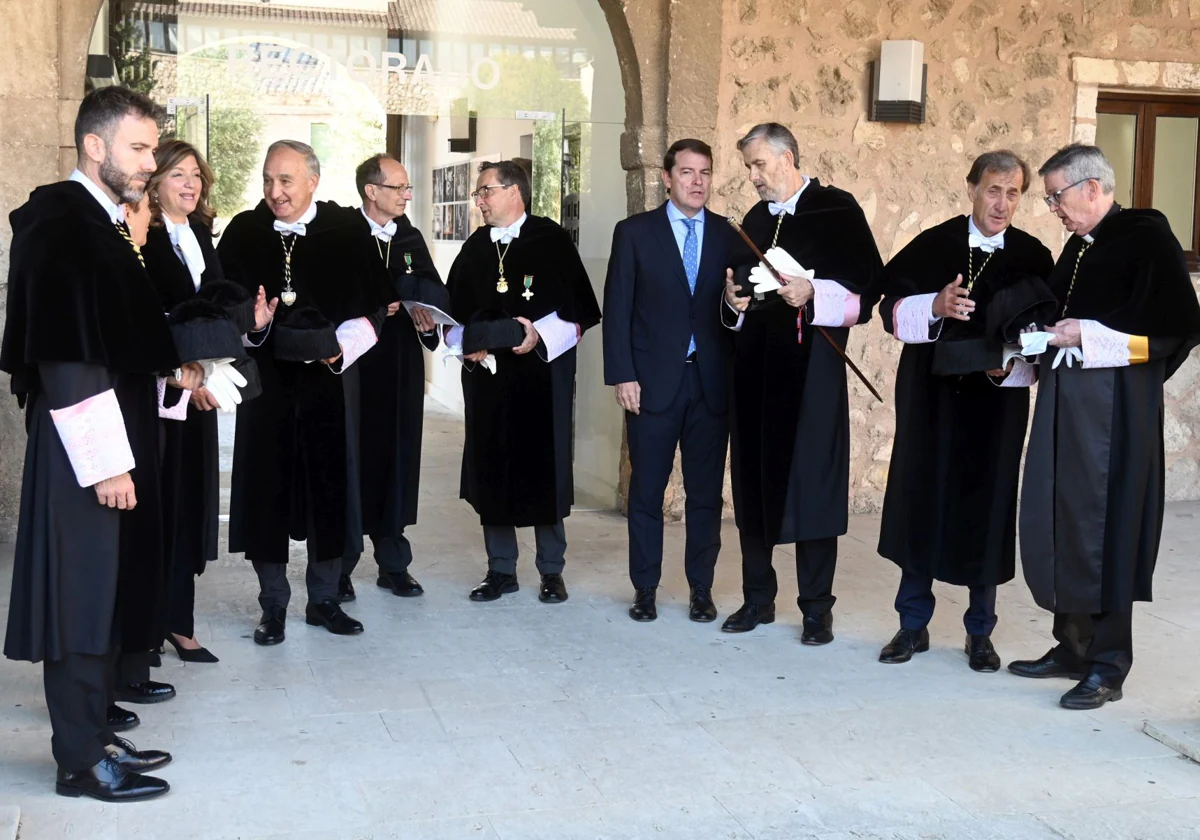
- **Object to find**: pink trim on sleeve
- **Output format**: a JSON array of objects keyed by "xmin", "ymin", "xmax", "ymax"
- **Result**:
[
  {"xmin": 809, "ymin": 279, "xmax": 861, "ymax": 328},
  {"xmin": 998, "ymin": 358, "xmax": 1037, "ymax": 388},
  {"xmin": 156, "ymin": 377, "xmax": 189, "ymax": 421},
  {"xmin": 1080, "ymin": 319, "xmax": 1133, "ymax": 369},
  {"xmin": 49, "ymin": 389, "xmax": 136, "ymax": 487},
  {"xmin": 891, "ymin": 293, "xmax": 941, "ymax": 344},
  {"xmin": 333, "ymin": 316, "xmax": 379, "ymax": 371}
]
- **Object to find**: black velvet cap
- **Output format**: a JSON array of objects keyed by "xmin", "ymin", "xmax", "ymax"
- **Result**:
[
  {"xmin": 462, "ymin": 311, "xmax": 527, "ymax": 354},
  {"xmin": 931, "ymin": 336, "xmax": 1003, "ymax": 376},
  {"xmin": 986, "ymin": 275, "xmax": 1058, "ymax": 343},
  {"xmin": 167, "ymin": 298, "xmax": 247, "ymax": 363},
  {"xmin": 273, "ymin": 306, "xmax": 340, "ymax": 362},
  {"xmin": 195, "ymin": 280, "xmax": 257, "ymax": 336}
]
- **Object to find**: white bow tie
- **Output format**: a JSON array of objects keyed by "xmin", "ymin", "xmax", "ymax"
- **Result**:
[
  {"xmin": 369, "ymin": 218, "xmax": 397, "ymax": 242},
  {"xmin": 490, "ymin": 225, "xmax": 521, "ymax": 243},
  {"xmin": 968, "ymin": 231, "xmax": 1005, "ymax": 253},
  {"xmin": 767, "ymin": 200, "xmax": 797, "ymax": 217},
  {"xmin": 274, "ymin": 220, "xmax": 307, "ymax": 236}
]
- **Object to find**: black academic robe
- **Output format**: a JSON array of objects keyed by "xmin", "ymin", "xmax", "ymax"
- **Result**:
[
  {"xmin": 1021, "ymin": 208, "xmax": 1200, "ymax": 614},
  {"xmin": 218, "ymin": 201, "xmax": 396, "ymax": 564},
  {"xmin": 1, "ymin": 181, "xmax": 179, "ymax": 663},
  {"xmin": 350, "ymin": 210, "xmax": 448, "ymax": 536},
  {"xmin": 446, "ymin": 215, "xmax": 601, "ymax": 527},
  {"xmin": 726, "ymin": 183, "xmax": 883, "ymax": 546},
  {"xmin": 142, "ymin": 221, "xmax": 223, "ymax": 582},
  {"xmin": 877, "ymin": 216, "xmax": 1054, "ymax": 586}
]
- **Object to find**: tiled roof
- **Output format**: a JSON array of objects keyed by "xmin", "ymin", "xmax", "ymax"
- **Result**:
[{"xmin": 127, "ymin": 0, "xmax": 577, "ymax": 41}]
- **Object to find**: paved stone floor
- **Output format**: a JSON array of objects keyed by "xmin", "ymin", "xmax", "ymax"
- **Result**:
[{"xmin": 1, "ymin": 401, "xmax": 1198, "ymax": 839}]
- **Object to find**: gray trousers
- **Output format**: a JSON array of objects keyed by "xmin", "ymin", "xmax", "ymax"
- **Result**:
[
  {"xmin": 45, "ymin": 651, "xmax": 117, "ymax": 773},
  {"xmin": 253, "ymin": 558, "xmax": 341, "ymax": 612},
  {"xmin": 484, "ymin": 521, "xmax": 567, "ymax": 575},
  {"xmin": 342, "ymin": 532, "xmax": 414, "ymax": 577}
]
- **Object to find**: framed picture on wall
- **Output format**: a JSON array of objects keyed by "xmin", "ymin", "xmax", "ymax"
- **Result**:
[{"xmin": 431, "ymin": 163, "xmax": 472, "ymax": 242}]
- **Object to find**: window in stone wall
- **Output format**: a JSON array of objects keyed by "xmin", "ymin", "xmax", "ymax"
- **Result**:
[{"xmin": 1097, "ymin": 93, "xmax": 1200, "ymax": 270}]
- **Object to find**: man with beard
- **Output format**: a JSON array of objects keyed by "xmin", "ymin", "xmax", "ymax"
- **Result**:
[
  {"xmin": 876, "ymin": 151, "xmax": 1054, "ymax": 670},
  {"xmin": 339, "ymin": 154, "xmax": 448, "ymax": 601},
  {"xmin": 446, "ymin": 161, "xmax": 601, "ymax": 603},
  {"xmin": 1010, "ymin": 144, "xmax": 1200, "ymax": 709},
  {"xmin": 2, "ymin": 86, "xmax": 197, "ymax": 801},
  {"xmin": 218, "ymin": 141, "xmax": 396, "ymax": 644},
  {"xmin": 720, "ymin": 123, "xmax": 883, "ymax": 643}
]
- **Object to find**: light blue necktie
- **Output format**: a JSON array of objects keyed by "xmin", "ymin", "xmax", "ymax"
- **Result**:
[{"xmin": 682, "ymin": 218, "xmax": 698, "ymax": 358}]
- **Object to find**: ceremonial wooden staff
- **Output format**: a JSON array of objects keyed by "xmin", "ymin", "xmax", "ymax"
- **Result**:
[{"xmin": 728, "ymin": 218, "xmax": 884, "ymax": 403}]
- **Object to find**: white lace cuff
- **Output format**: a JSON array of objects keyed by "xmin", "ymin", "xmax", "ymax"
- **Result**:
[
  {"xmin": 533, "ymin": 312, "xmax": 579, "ymax": 362},
  {"xmin": 50, "ymin": 389, "xmax": 136, "ymax": 487},
  {"xmin": 157, "ymin": 377, "xmax": 189, "ymax": 421},
  {"xmin": 1080, "ymin": 319, "xmax": 1133, "ymax": 369},
  {"xmin": 809, "ymin": 279, "xmax": 861, "ymax": 328},
  {"xmin": 333, "ymin": 317, "xmax": 378, "ymax": 371},
  {"xmin": 892, "ymin": 294, "xmax": 942, "ymax": 344},
  {"xmin": 997, "ymin": 358, "xmax": 1037, "ymax": 388}
]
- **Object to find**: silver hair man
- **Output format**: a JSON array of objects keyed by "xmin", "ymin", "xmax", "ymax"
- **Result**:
[
  {"xmin": 736, "ymin": 123, "xmax": 801, "ymax": 169},
  {"xmin": 266, "ymin": 139, "xmax": 321, "ymax": 178},
  {"xmin": 1037, "ymin": 144, "xmax": 1116, "ymax": 195}
]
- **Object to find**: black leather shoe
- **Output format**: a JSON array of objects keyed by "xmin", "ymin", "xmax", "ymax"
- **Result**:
[
  {"xmin": 377, "ymin": 571, "xmax": 424, "ymax": 597},
  {"xmin": 1060, "ymin": 674, "xmax": 1123, "ymax": 710},
  {"xmin": 1007, "ymin": 649, "xmax": 1084, "ymax": 680},
  {"xmin": 966, "ymin": 634, "xmax": 1001, "ymax": 672},
  {"xmin": 801, "ymin": 612, "xmax": 834, "ymax": 645},
  {"xmin": 108, "ymin": 737, "xmax": 171, "ymax": 773},
  {"xmin": 56, "ymin": 755, "xmax": 169, "ymax": 802},
  {"xmin": 689, "ymin": 587, "xmax": 717, "ymax": 622},
  {"xmin": 254, "ymin": 606, "xmax": 287, "ymax": 646},
  {"xmin": 107, "ymin": 705, "xmax": 139, "ymax": 733},
  {"xmin": 628, "ymin": 587, "xmax": 657, "ymax": 622},
  {"xmin": 538, "ymin": 573, "xmax": 568, "ymax": 603},
  {"xmin": 879, "ymin": 627, "xmax": 930, "ymax": 663},
  {"xmin": 337, "ymin": 574, "xmax": 356, "ymax": 603},
  {"xmin": 117, "ymin": 681, "xmax": 176, "ymax": 704},
  {"xmin": 721, "ymin": 602, "xmax": 775, "ymax": 633},
  {"xmin": 305, "ymin": 599, "xmax": 364, "ymax": 635},
  {"xmin": 469, "ymin": 571, "xmax": 519, "ymax": 602}
]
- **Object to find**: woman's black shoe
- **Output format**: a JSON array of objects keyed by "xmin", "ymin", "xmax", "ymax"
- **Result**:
[{"xmin": 168, "ymin": 633, "xmax": 220, "ymax": 663}]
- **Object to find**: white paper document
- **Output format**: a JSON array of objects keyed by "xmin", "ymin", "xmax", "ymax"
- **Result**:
[{"xmin": 403, "ymin": 301, "xmax": 459, "ymax": 327}]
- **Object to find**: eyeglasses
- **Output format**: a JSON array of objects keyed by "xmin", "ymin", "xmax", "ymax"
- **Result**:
[
  {"xmin": 470, "ymin": 183, "xmax": 512, "ymax": 200},
  {"xmin": 1044, "ymin": 179, "xmax": 1091, "ymax": 208},
  {"xmin": 374, "ymin": 183, "xmax": 413, "ymax": 194}
]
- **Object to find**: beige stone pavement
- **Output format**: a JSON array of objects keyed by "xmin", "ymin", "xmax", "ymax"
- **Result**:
[{"xmin": 0, "ymin": 401, "xmax": 1198, "ymax": 840}]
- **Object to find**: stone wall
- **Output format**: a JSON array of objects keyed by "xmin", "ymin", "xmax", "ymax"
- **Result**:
[{"xmin": 704, "ymin": 0, "xmax": 1200, "ymax": 513}]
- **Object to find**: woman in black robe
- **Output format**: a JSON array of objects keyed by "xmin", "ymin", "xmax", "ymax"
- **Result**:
[{"xmin": 140, "ymin": 140, "xmax": 225, "ymax": 663}]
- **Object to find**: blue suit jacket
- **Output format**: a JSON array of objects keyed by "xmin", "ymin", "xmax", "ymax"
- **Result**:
[{"xmin": 602, "ymin": 202, "xmax": 733, "ymax": 414}]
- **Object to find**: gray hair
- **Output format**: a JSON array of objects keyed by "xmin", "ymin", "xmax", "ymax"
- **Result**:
[
  {"xmin": 266, "ymin": 139, "xmax": 321, "ymax": 178},
  {"xmin": 736, "ymin": 122, "xmax": 801, "ymax": 169},
  {"xmin": 967, "ymin": 150, "xmax": 1031, "ymax": 194},
  {"xmin": 1037, "ymin": 144, "xmax": 1115, "ymax": 195}
]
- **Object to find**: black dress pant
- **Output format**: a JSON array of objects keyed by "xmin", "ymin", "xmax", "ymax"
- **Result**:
[
  {"xmin": 739, "ymin": 532, "xmax": 838, "ymax": 615},
  {"xmin": 253, "ymin": 558, "xmax": 341, "ymax": 612},
  {"xmin": 342, "ymin": 532, "xmax": 414, "ymax": 577},
  {"xmin": 45, "ymin": 650, "xmax": 117, "ymax": 773},
  {"xmin": 483, "ymin": 522, "xmax": 567, "ymax": 575},
  {"xmin": 625, "ymin": 363, "xmax": 727, "ymax": 590},
  {"xmin": 1051, "ymin": 611, "xmax": 1133, "ymax": 687}
]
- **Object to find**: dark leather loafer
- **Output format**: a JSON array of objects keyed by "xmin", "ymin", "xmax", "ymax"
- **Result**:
[
  {"xmin": 879, "ymin": 627, "xmax": 930, "ymax": 663},
  {"xmin": 305, "ymin": 599, "xmax": 364, "ymax": 635},
  {"xmin": 107, "ymin": 704, "xmax": 140, "ymax": 733},
  {"xmin": 469, "ymin": 571, "xmax": 519, "ymax": 602},
  {"xmin": 117, "ymin": 681, "xmax": 176, "ymax": 704},
  {"xmin": 109, "ymin": 737, "xmax": 172, "ymax": 773},
  {"xmin": 801, "ymin": 612, "xmax": 834, "ymax": 645},
  {"xmin": 966, "ymin": 634, "xmax": 1001, "ymax": 672},
  {"xmin": 377, "ymin": 571, "xmax": 424, "ymax": 597},
  {"xmin": 629, "ymin": 587, "xmax": 657, "ymax": 622},
  {"xmin": 56, "ymin": 755, "xmax": 169, "ymax": 802},
  {"xmin": 538, "ymin": 573, "xmax": 568, "ymax": 603},
  {"xmin": 254, "ymin": 606, "xmax": 287, "ymax": 646},
  {"xmin": 1060, "ymin": 674, "xmax": 1123, "ymax": 710},
  {"xmin": 337, "ymin": 574, "xmax": 356, "ymax": 603},
  {"xmin": 1007, "ymin": 649, "xmax": 1084, "ymax": 680},
  {"xmin": 689, "ymin": 586, "xmax": 717, "ymax": 622},
  {"xmin": 721, "ymin": 602, "xmax": 775, "ymax": 633}
]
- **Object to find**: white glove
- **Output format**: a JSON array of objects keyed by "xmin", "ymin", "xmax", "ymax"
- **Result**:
[
  {"xmin": 748, "ymin": 264, "xmax": 782, "ymax": 294},
  {"xmin": 201, "ymin": 358, "xmax": 248, "ymax": 412},
  {"xmin": 1051, "ymin": 346, "xmax": 1084, "ymax": 369},
  {"xmin": 480, "ymin": 354, "xmax": 497, "ymax": 374},
  {"xmin": 1019, "ymin": 330, "xmax": 1053, "ymax": 356},
  {"xmin": 762, "ymin": 246, "xmax": 809, "ymax": 277}
]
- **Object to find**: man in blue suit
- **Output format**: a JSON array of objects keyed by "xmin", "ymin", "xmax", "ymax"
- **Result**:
[{"xmin": 603, "ymin": 138, "xmax": 734, "ymax": 623}]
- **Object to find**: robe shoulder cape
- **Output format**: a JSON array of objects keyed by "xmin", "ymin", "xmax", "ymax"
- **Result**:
[
  {"xmin": 1021, "ymin": 208, "xmax": 1200, "ymax": 613},
  {"xmin": 346, "ymin": 209, "xmax": 449, "ymax": 535},
  {"xmin": 878, "ymin": 216, "xmax": 1054, "ymax": 585},
  {"xmin": 2, "ymin": 181, "xmax": 176, "ymax": 662},
  {"xmin": 728, "ymin": 182, "xmax": 883, "ymax": 546},
  {"xmin": 219, "ymin": 200, "xmax": 397, "ymax": 564},
  {"xmin": 446, "ymin": 215, "xmax": 601, "ymax": 526}
]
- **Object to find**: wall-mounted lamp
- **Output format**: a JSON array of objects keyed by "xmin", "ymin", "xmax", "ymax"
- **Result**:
[{"xmin": 868, "ymin": 40, "xmax": 926, "ymax": 124}]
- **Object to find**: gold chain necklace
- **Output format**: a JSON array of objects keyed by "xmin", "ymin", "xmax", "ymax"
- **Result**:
[
  {"xmin": 115, "ymin": 222, "xmax": 145, "ymax": 268},
  {"xmin": 966, "ymin": 246, "xmax": 995, "ymax": 294},
  {"xmin": 1060, "ymin": 240, "xmax": 1092, "ymax": 318},
  {"xmin": 495, "ymin": 239, "xmax": 513, "ymax": 293},
  {"xmin": 771, "ymin": 212, "xmax": 785, "ymax": 247},
  {"xmin": 280, "ymin": 232, "xmax": 298, "ymax": 306},
  {"xmin": 375, "ymin": 236, "xmax": 391, "ymax": 268}
]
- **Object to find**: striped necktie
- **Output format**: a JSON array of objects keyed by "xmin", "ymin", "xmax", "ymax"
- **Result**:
[{"xmin": 115, "ymin": 221, "xmax": 145, "ymax": 269}]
